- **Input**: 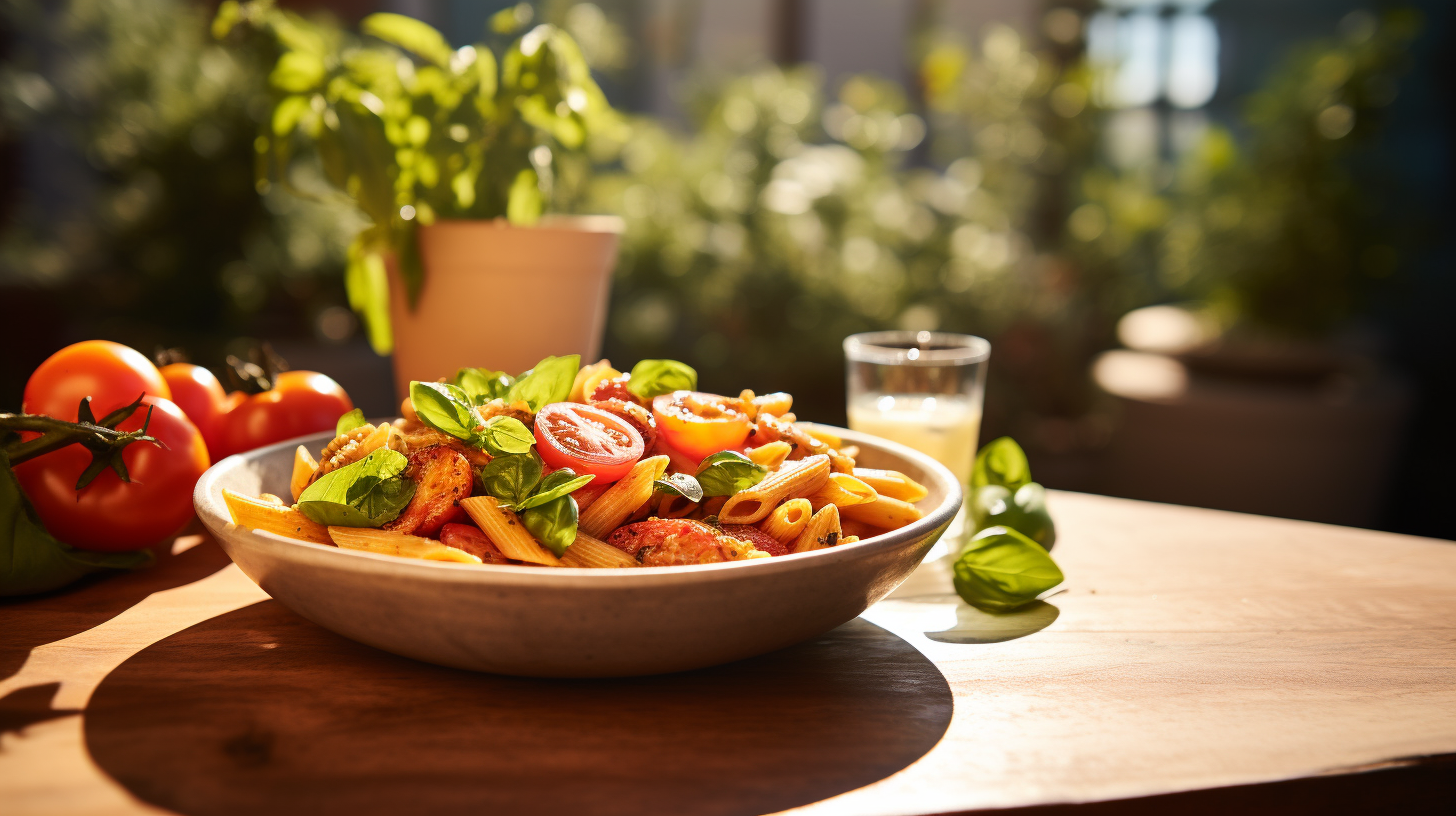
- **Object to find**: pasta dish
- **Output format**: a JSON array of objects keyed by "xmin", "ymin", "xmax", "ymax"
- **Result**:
[{"xmin": 222, "ymin": 356, "xmax": 928, "ymax": 568}]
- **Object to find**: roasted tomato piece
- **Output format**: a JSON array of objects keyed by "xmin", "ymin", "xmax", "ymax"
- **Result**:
[
  {"xmin": 590, "ymin": 397, "xmax": 658, "ymax": 452},
  {"xmin": 606, "ymin": 518, "xmax": 767, "ymax": 566},
  {"xmin": 439, "ymin": 523, "xmax": 512, "ymax": 565},
  {"xmin": 534, "ymin": 402, "xmax": 645, "ymax": 483},
  {"xmin": 587, "ymin": 373, "xmax": 636, "ymax": 404},
  {"xmin": 385, "ymin": 446, "xmax": 471, "ymax": 537},
  {"xmin": 721, "ymin": 523, "xmax": 788, "ymax": 557},
  {"xmin": 651, "ymin": 391, "xmax": 751, "ymax": 464}
]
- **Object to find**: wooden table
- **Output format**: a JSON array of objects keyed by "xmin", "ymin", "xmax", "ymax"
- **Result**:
[{"xmin": 3, "ymin": 492, "xmax": 1454, "ymax": 815}]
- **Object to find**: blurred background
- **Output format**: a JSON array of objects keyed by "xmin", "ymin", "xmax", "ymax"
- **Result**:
[{"xmin": 2, "ymin": 0, "xmax": 1452, "ymax": 538}]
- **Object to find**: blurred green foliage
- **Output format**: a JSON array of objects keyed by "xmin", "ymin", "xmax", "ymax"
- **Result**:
[{"xmin": 215, "ymin": 0, "xmax": 626, "ymax": 353}]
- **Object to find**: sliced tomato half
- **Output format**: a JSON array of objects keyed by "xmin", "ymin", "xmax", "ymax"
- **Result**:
[
  {"xmin": 651, "ymin": 391, "xmax": 751, "ymax": 464},
  {"xmin": 534, "ymin": 402, "xmax": 645, "ymax": 483}
]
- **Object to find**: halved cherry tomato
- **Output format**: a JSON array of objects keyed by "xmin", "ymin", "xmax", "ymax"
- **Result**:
[
  {"xmin": 219, "ymin": 370, "xmax": 353, "ymax": 458},
  {"xmin": 534, "ymin": 402, "xmax": 644, "ymax": 483},
  {"xmin": 160, "ymin": 363, "xmax": 244, "ymax": 459},
  {"xmin": 651, "ymin": 391, "xmax": 751, "ymax": 464},
  {"xmin": 23, "ymin": 340, "xmax": 171, "ymax": 421},
  {"xmin": 14, "ymin": 396, "xmax": 209, "ymax": 552}
]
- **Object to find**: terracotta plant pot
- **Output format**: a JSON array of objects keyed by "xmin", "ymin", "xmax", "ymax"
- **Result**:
[{"xmin": 387, "ymin": 216, "xmax": 623, "ymax": 400}]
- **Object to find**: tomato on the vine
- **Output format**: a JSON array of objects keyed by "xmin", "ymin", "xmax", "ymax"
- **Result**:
[
  {"xmin": 534, "ymin": 402, "xmax": 644, "ymax": 483},
  {"xmin": 13, "ymin": 396, "xmax": 210, "ymax": 552},
  {"xmin": 218, "ymin": 370, "xmax": 353, "ymax": 458},
  {"xmin": 23, "ymin": 340, "xmax": 171, "ymax": 421},
  {"xmin": 160, "ymin": 363, "xmax": 244, "ymax": 459},
  {"xmin": 651, "ymin": 391, "xmax": 751, "ymax": 464}
]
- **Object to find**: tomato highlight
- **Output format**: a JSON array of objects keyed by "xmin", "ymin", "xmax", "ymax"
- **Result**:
[{"xmin": 23, "ymin": 340, "xmax": 171, "ymax": 421}]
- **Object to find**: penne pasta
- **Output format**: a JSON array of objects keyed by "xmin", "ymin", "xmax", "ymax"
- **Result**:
[
  {"xmin": 719, "ymin": 454, "xmax": 830, "ymax": 524},
  {"xmin": 258, "ymin": 493, "xmax": 286, "ymax": 505},
  {"xmin": 572, "ymin": 479, "xmax": 611, "ymax": 512},
  {"xmin": 760, "ymin": 498, "xmax": 811, "ymax": 542},
  {"xmin": 746, "ymin": 440, "xmax": 792, "ymax": 469},
  {"xmin": 657, "ymin": 493, "xmax": 698, "ymax": 519},
  {"xmin": 840, "ymin": 519, "xmax": 884, "ymax": 541},
  {"xmin": 792, "ymin": 504, "xmax": 842, "ymax": 553},
  {"xmin": 852, "ymin": 467, "xmax": 929, "ymax": 503},
  {"xmin": 290, "ymin": 444, "xmax": 318, "ymax": 502},
  {"xmin": 840, "ymin": 535, "xmax": 860, "ymax": 545},
  {"xmin": 560, "ymin": 532, "xmax": 639, "ymax": 568},
  {"xmin": 806, "ymin": 473, "xmax": 877, "ymax": 511},
  {"xmin": 579, "ymin": 455, "xmax": 669, "ymax": 538},
  {"xmin": 222, "ymin": 488, "xmax": 331, "ymax": 545},
  {"xmin": 697, "ymin": 495, "xmax": 727, "ymax": 519},
  {"xmin": 459, "ymin": 496, "xmax": 562, "ymax": 566},
  {"xmin": 328, "ymin": 526, "xmax": 482, "ymax": 563},
  {"xmin": 805, "ymin": 426, "xmax": 842, "ymax": 449},
  {"xmin": 841, "ymin": 493, "xmax": 924, "ymax": 530}
]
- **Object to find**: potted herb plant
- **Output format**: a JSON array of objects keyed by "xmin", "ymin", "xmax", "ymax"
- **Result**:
[{"xmin": 215, "ymin": 2, "xmax": 625, "ymax": 396}]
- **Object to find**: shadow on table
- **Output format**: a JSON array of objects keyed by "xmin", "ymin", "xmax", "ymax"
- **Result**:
[{"xmin": 84, "ymin": 600, "xmax": 954, "ymax": 816}]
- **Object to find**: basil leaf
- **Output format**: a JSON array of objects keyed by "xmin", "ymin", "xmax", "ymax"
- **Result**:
[
  {"xmin": 520, "ymin": 495, "xmax": 579, "ymax": 557},
  {"xmin": 410, "ymin": 381, "xmax": 482, "ymax": 443},
  {"xmin": 627, "ymin": 359, "xmax": 698, "ymax": 401},
  {"xmin": 298, "ymin": 448, "xmax": 416, "ymax": 528},
  {"xmin": 336, "ymin": 408, "xmax": 368, "ymax": 436},
  {"xmin": 694, "ymin": 451, "xmax": 768, "ymax": 497},
  {"xmin": 479, "ymin": 415, "xmax": 535, "ymax": 456},
  {"xmin": 952, "ymin": 526, "xmax": 1064, "ymax": 613},
  {"xmin": 654, "ymin": 472, "xmax": 704, "ymax": 503},
  {"xmin": 453, "ymin": 367, "xmax": 514, "ymax": 405},
  {"xmin": 1, "ymin": 451, "xmax": 150, "ymax": 597},
  {"xmin": 515, "ymin": 468, "xmax": 594, "ymax": 511},
  {"xmin": 476, "ymin": 453, "xmax": 543, "ymax": 508},
  {"xmin": 970, "ymin": 482, "xmax": 1057, "ymax": 551},
  {"xmin": 508, "ymin": 354, "xmax": 580, "ymax": 412},
  {"xmin": 971, "ymin": 437, "xmax": 1032, "ymax": 493}
]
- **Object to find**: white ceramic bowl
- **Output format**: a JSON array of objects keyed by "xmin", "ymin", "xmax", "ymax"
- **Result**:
[{"xmin": 193, "ymin": 424, "xmax": 962, "ymax": 677}]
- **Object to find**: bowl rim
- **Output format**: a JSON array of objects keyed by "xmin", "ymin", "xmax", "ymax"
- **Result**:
[{"xmin": 194, "ymin": 422, "xmax": 964, "ymax": 587}]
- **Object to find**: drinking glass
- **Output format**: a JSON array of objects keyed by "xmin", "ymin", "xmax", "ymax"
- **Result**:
[{"xmin": 844, "ymin": 331, "xmax": 991, "ymax": 487}]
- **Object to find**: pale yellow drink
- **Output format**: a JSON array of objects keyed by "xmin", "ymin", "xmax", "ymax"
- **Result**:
[{"xmin": 847, "ymin": 393, "xmax": 982, "ymax": 484}]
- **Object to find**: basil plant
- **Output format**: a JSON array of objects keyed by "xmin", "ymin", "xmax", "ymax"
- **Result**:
[{"xmin": 214, "ymin": 1, "xmax": 624, "ymax": 353}]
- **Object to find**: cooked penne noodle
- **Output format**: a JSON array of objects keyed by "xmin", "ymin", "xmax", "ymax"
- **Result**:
[
  {"xmin": 459, "ymin": 496, "xmax": 562, "ymax": 566},
  {"xmin": 719, "ymin": 454, "xmax": 830, "ymax": 524},
  {"xmin": 840, "ymin": 519, "xmax": 884, "ymax": 541},
  {"xmin": 697, "ymin": 495, "xmax": 727, "ymax": 519},
  {"xmin": 805, "ymin": 427, "xmax": 842, "ymax": 449},
  {"xmin": 838, "ymin": 445, "xmax": 859, "ymax": 460},
  {"xmin": 852, "ymin": 468, "xmax": 929, "ymax": 503},
  {"xmin": 657, "ymin": 493, "xmax": 698, "ymax": 519},
  {"xmin": 760, "ymin": 498, "xmax": 811, "ymax": 542},
  {"xmin": 747, "ymin": 440, "xmax": 792, "ymax": 468},
  {"xmin": 841, "ymin": 535, "xmax": 860, "ymax": 545},
  {"xmin": 806, "ymin": 473, "xmax": 877, "ymax": 511},
  {"xmin": 572, "ymin": 479, "xmax": 611, "ymax": 512},
  {"xmin": 328, "ymin": 526, "xmax": 481, "ymax": 564},
  {"xmin": 841, "ymin": 493, "xmax": 924, "ymax": 530},
  {"xmin": 792, "ymin": 504, "xmax": 842, "ymax": 553},
  {"xmin": 222, "ymin": 488, "xmax": 331, "ymax": 545},
  {"xmin": 579, "ymin": 455, "xmax": 669, "ymax": 538},
  {"xmin": 258, "ymin": 493, "xmax": 286, "ymax": 505},
  {"xmin": 560, "ymin": 532, "xmax": 639, "ymax": 568},
  {"xmin": 290, "ymin": 445, "xmax": 318, "ymax": 501}
]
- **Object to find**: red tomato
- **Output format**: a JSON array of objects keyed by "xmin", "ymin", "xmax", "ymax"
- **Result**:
[
  {"xmin": 14, "ymin": 396, "xmax": 210, "ymax": 552},
  {"xmin": 533, "ymin": 402, "xmax": 644, "ymax": 483},
  {"xmin": 219, "ymin": 370, "xmax": 353, "ymax": 457},
  {"xmin": 23, "ymin": 340, "xmax": 171, "ymax": 420},
  {"xmin": 651, "ymin": 391, "xmax": 751, "ymax": 464},
  {"xmin": 160, "ymin": 363, "xmax": 245, "ymax": 459}
]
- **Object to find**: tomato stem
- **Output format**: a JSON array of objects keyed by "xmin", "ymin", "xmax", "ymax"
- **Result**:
[{"xmin": 0, "ymin": 396, "xmax": 162, "ymax": 488}]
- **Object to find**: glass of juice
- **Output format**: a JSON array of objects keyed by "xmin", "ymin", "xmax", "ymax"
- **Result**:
[{"xmin": 844, "ymin": 331, "xmax": 990, "ymax": 488}]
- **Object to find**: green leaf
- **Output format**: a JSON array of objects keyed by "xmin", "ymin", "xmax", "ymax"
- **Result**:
[
  {"xmin": 361, "ymin": 13, "xmax": 453, "ymax": 67},
  {"xmin": 270, "ymin": 51, "xmax": 326, "ymax": 93},
  {"xmin": 1, "ymin": 451, "xmax": 151, "ymax": 597},
  {"xmin": 476, "ymin": 453, "xmax": 542, "ymax": 508},
  {"xmin": 653, "ymin": 472, "xmax": 704, "ymax": 503},
  {"xmin": 520, "ymin": 494, "xmax": 578, "ymax": 557},
  {"xmin": 516, "ymin": 468, "xmax": 593, "ymax": 511},
  {"xmin": 479, "ymin": 416, "xmax": 535, "ymax": 456},
  {"xmin": 410, "ymin": 381, "xmax": 482, "ymax": 443},
  {"xmin": 969, "ymin": 482, "xmax": 1057, "ymax": 551},
  {"xmin": 695, "ymin": 451, "xmax": 768, "ymax": 497},
  {"xmin": 952, "ymin": 526, "xmax": 1064, "ymax": 613},
  {"xmin": 490, "ymin": 3, "xmax": 534, "ymax": 35},
  {"xmin": 971, "ymin": 437, "xmax": 1032, "ymax": 493},
  {"xmin": 506, "ymin": 167, "xmax": 543, "ymax": 225},
  {"xmin": 508, "ymin": 354, "xmax": 580, "ymax": 412},
  {"xmin": 345, "ymin": 241, "xmax": 393, "ymax": 354},
  {"xmin": 627, "ymin": 359, "xmax": 698, "ymax": 401},
  {"xmin": 336, "ymin": 409, "xmax": 369, "ymax": 436},
  {"xmin": 297, "ymin": 448, "xmax": 416, "ymax": 528},
  {"xmin": 272, "ymin": 94, "xmax": 312, "ymax": 136},
  {"xmin": 453, "ymin": 368, "xmax": 514, "ymax": 404}
]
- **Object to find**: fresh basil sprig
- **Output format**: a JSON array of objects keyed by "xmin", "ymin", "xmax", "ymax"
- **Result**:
[
  {"xmin": 508, "ymin": 354, "xmax": 580, "ymax": 413},
  {"xmin": 336, "ymin": 408, "xmax": 368, "ymax": 436},
  {"xmin": 971, "ymin": 436, "xmax": 1032, "ymax": 493},
  {"xmin": 516, "ymin": 468, "xmax": 594, "ymax": 511},
  {"xmin": 297, "ymin": 448, "xmax": 417, "ymax": 528},
  {"xmin": 453, "ymin": 368, "xmax": 514, "ymax": 405},
  {"xmin": 520, "ymin": 495, "xmax": 578, "ymax": 557},
  {"xmin": 410, "ymin": 381, "xmax": 483, "ymax": 443},
  {"xmin": 694, "ymin": 451, "xmax": 768, "ymax": 497},
  {"xmin": 952, "ymin": 526, "xmax": 1064, "ymax": 613},
  {"xmin": 475, "ymin": 452, "xmax": 542, "ymax": 508},
  {"xmin": 479, "ymin": 415, "xmax": 535, "ymax": 456},
  {"xmin": 970, "ymin": 481, "xmax": 1057, "ymax": 551},
  {"xmin": 654, "ymin": 472, "xmax": 704, "ymax": 503},
  {"xmin": 627, "ymin": 359, "xmax": 698, "ymax": 401}
]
